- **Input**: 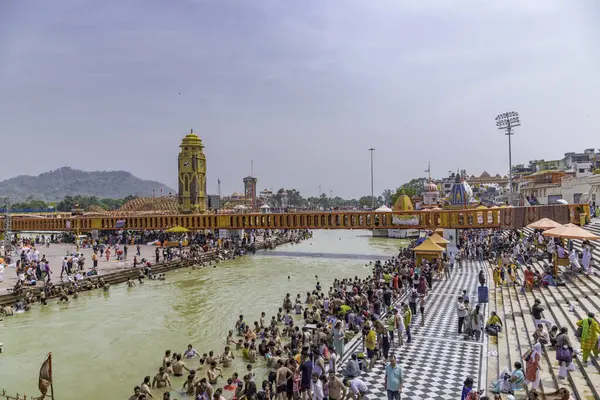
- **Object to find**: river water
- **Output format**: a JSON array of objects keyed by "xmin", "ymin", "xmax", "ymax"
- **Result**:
[{"xmin": 0, "ymin": 230, "xmax": 404, "ymax": 400}]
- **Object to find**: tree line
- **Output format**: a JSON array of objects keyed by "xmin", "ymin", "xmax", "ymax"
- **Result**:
[
  {"xmin": 9, "ymin": 195, "xmax": 139, "ymax": 212},
  {"xmin": 8, "ymin": 177, "xmax": 436, "ymax": 212},
  {"xmin": 265, "ymin": 178, "xmax": 434, "ymax": 209}
]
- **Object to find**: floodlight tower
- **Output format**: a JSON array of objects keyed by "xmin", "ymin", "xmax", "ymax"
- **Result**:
[
  {"xmin": 369, "ymin": 148, "xmax": 375, "ymax": 208},
  {"xmin": 495, "ymin": 111, "xmax": 521, "ymax": 205}
]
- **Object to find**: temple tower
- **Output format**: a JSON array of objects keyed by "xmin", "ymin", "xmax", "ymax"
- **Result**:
[
  {"xmin": 178, "ymin": 129, "xmax": 207, "ymax": 213},
  {"xmin": 243, "ymin": 176, "xmax": 258, "ymax": 210}
]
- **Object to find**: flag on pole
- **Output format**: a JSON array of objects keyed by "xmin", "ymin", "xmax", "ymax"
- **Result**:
[{"xmin": 38, "ymin": 352, "xmax": 52, "ymax": 397}]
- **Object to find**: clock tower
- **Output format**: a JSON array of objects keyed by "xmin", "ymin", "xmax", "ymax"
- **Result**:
[{"xmin": 178, "ymin": 129, "xmax": 207, "ymax": 213}]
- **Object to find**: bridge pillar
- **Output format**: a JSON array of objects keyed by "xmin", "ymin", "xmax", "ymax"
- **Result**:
[
  {"xmin": 218, "ymin": 229, "xmax": 244, "ymax": 240},
  {"xmin": 372, "ymin": 229, "xmax": 389, "ymax": 237},
  {"xmin": 442, "ymin": 228, "xmax": 459, "ymax": 256}
]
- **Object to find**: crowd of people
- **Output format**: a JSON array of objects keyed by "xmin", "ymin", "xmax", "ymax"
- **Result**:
[
  {"xmin": 452, "ymin": 228, "xmax": 599, "ymax": 398},
  {"xmin": 5, "ymin": 222, "xmax": 597, "ymax": 399},
  {"xmin": 0, "ymin": 230, "xmax": 312, "ymax": 319},
  {"xmin": 125, "ymin": 235, "xmax": 494, "ymax": 400}
]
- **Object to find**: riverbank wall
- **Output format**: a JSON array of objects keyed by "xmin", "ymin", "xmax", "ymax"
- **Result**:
[{"xmin": 0, "ymin": 235, "xmax": 302, "ymax": 307}]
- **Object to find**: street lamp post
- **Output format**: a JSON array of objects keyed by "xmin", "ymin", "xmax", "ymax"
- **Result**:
[
  {"xmin": 369, "ymin": 148, "xmax": 375, "ymax": 208},
  {"xmin": 495, "ymin": 112, "xmax": 521, "ymax": 205}
]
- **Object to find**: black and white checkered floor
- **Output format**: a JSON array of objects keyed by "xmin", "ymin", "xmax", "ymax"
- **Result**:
[{"xmin": 339, "ymin": 261, "xmax": 486, "ymax": 400}]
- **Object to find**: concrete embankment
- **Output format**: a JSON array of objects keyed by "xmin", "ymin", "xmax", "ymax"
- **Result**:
[{"xmin": 0, "ymin": 235, "xmax": 301, "ymax": 307}]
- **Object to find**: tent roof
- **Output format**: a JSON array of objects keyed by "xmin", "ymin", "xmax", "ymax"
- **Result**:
[
  {"xmin": 542, "ymin": 224, "xmax": 600, "ymax": 240},
  {"xmin": 526, "ymin": 218, "xmax": 563, "ymax": 230},
  {"xmin": 260, "ymin": 204, "xmax": 271, "ymax": 208},
  {"xmin": 375, "ymin": 205, "xmax": 393, "ymax": 212},
  {"xmin": 412, "ymin": 237, "xmax": 444, "ymax": 253},
  {"xmin": 429, "ymin": 232, "xmax": 449, "ymax": 244},
  {"xmin": 166, "ymin": 225, "xmax": 189, "ymax": 233}
]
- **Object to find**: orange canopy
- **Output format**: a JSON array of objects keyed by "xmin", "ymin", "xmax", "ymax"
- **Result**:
[
  {"xmin": 526, "ymin": 218, "xmax": 563, "ymax": 230},
  {"xmin": 542, "ymin": 224, "xmax": 600, "ymax": 240}
]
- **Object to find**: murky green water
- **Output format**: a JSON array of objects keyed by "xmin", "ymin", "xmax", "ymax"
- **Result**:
[{"xmin": 0, "ymin": 230, "xmax": 403, "ymax": 400}]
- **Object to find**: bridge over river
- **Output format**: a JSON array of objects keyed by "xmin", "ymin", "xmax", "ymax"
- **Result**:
[{"xmin": 0, "ymin": 204, "xmax": 588, "ymax": 232}]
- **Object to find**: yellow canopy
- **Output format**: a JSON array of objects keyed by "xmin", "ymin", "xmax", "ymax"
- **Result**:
[
  {"xmin": 413, "ymin": 238, "xmax": 444, "ymax": 253},
  {"xmin": 166, "ymin": 225, "xmax": 190, "ymax": 233},
  {"xmin": 526, "ymin": 218, "xmax": 563, "ymax": 230},
  {"xmin": 429, "ymin": 232, "xmax": 449, "ymax": 245},
  {"xmin": 476, "ymin": 205, "xmax": 488, "ymax": 209},
  {"xmin": 542, "ymin": 224, "xmax": 600, "ymax": 240}
]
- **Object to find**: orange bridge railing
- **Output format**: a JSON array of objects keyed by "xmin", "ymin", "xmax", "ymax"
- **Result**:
[{"xmin": 0, "ymin": 204, "xmax": 588, "ymax": 232}]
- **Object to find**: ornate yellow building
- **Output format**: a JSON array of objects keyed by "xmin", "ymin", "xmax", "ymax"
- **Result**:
[{"xmin": 178, "ymin": 129, "xmax": 207, "ymax": 213}]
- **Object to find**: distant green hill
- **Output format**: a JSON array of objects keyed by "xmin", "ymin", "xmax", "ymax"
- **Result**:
[{"xmin": 0, "ymin": 167, "xmax": 175, "ymax": 202}]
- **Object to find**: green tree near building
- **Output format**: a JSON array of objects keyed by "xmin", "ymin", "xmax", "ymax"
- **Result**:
[{"xmin": 388, "ymin": 177, "xmax": 429, "ymax": 205}]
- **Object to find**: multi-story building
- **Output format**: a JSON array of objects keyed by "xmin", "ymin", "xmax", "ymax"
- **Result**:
[
  {"xmin": 527, "ymin": 148, "xmax": 598, "ymax": 173},
  {"xmin": 516, "ymin": 148, "xmax": 598, "ymax": 204},
  {"xmin": 519, "ymin": 164, "xmax": 596, "ymax": 204}
]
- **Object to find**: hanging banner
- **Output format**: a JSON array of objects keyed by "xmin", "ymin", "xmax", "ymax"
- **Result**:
[{"xmin": 391, "ymin": 214, "xmax": 420, "ymax": 226}]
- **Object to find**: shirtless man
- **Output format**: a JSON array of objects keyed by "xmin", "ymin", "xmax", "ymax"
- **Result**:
[
  {"xmin": 128, "ymin": 386, "xmax": 141, "ymax": 400},
  {"xmin": 268, "ymin": 350, "xmax": 281, "ymax": 385},
  {"xmin": 327, "ymin": 370, "xmax": 347, "ymax": 400},
  {"xmin": 173, "ymin": 354, "xmax": 190, "ymax": 377},
  {"xmin": 260, "ymin": 311, "xmax": 266, "ymax": 328},
  {"xmin": 220, "ymin": 346, "xmax": 234, "ymax": 368},
  {"xmin": 226, "ymin": 330, "xmax": 236, "ymax": 345},
  {"xmin": 152, "ymin": 367, "xmax": 171, "ymax": 389},
  {"xmin": 140, "ymin": 376, "xmax": 153, "ymax": 398},
  {"xmin": 275, "ymin": 359, "xmax": 293, "ymax": 400},
  {"xmin": 196, "ymin": 379, "xmax": 214, "ymax": 400},
  {"xmin": 183, "ymin": 374, "xmax": 196, "ymax": 396},
  {"xmin": 162, "ymin": 350, "xmax": 172, "ymax": 368},
  {"xmin": 206, "ymin": 350, "xmax": 220, "ymax": 365},
  {"xmin": 207, "ymin": 361, "xmax": 223, "ymax": 385}
]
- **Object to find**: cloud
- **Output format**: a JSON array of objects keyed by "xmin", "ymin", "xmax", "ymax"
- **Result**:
[{"xmin": 0, "ymin": 0, "xmax": 598, "ymax": 198}]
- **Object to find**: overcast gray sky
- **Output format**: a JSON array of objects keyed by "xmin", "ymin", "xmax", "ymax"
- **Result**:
[{"xmin": 1, "ymin": 0, "xmax": 598, "ymax": 198}]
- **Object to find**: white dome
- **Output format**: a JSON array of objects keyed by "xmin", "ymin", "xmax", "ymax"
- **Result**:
[{"xmin": 424, "ymin": 182, "xmax": 438, "ymax": 192}]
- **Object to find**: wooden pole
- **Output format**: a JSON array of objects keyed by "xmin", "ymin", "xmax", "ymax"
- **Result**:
[{"xmin": 49, "ymin": 353, "xmax": 54, "ymax": 400}]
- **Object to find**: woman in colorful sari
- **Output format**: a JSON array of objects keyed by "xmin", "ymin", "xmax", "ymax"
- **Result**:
[
  {"xmin": 460, "ymin": 377, "xmax": 480, "ymax": 400},
  {"xmin": 491, "ymin": 361, "xmax": 525, "ymax": 394},
  {"xmin": 524, "ymin": 267, "xmax": 534, "ymax": 291},
  {"xmin": 525, "ymin": 341, "xmax": 542, "ymax": 390},
  {"xmin": 577, "ymin": 312, "xmax": 600, "ymax": 365},
  {"xmin": 417, "ymin": 275, "xmax": 428, "ymax": 296},
  {"xmin": 492, "ymin": 266, "xmax": 501, "ymax": 287},
  {"xmin": 508, "ymin": 265, "xmax": 517, "ymax": 287},
  {"xmin": 331, "ymin": 321, "xmax": 345, "ymax": 360},
  {"xmin": 485, "ymin": 311, "xmax": 503, "ymax": 336}
]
